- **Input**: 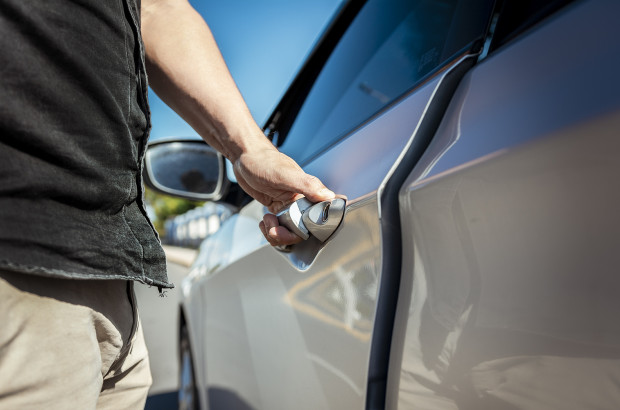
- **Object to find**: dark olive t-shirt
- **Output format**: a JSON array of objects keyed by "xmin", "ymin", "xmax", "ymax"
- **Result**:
[{"xmin": 0, "ymin": 0, "xmax": 171, "ymax": 289}]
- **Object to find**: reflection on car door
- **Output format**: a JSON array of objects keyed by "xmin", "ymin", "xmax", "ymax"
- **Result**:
[
  {"xmin": 390, "ymin": 1, "xmax": 620, "ymax": 408},
  {"xmin": 197, "ymin": 0, "xmax": 494, "ymax": 408}
]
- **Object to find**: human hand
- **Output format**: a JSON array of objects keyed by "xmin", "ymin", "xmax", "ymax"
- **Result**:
[
  {"xmin": 233, "ymin": 143, "xmax": 335, "ymax": 247},
  {"xmin": 259, "ymin": 213, "xmax": 303, "ymax": 247}
]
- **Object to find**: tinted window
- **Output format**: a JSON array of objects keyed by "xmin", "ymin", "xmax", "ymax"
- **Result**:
[
  {"xmin": 490, "ymin": 0, "xmax": 575, "ymax": 51},
  {"xmin": 280, "ymin": 0, "xmax": 494, "ymax": 164}
]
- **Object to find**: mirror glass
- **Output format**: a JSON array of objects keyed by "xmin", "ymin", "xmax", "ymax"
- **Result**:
[{"xmin": 144, "ymin": 141, "xmax": 225, "ymax": 200}]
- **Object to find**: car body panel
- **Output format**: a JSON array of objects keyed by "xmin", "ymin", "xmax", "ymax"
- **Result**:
[
  {"xmin": 199, "ymin": 199, "xmax": 381, "ymax": 409},
  {"xmin": 389, "ymin": 1, "xmax": 620, "ymax": 408},
  {"xmin": 181, "ymin": 201, "xmax": 266, "ymax": 409}
]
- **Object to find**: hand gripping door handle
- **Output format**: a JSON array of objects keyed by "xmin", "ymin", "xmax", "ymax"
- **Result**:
[{"xmin": 276, "ymin": 197, "xmax": 345, "ymax": 242}]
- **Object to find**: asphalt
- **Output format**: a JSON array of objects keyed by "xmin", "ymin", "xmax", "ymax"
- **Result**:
[{"xmin": 136, "ymin": 246, "xmax": 197, "ymax": 410}]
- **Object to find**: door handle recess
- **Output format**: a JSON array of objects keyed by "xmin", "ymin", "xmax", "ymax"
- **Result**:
[{"xmin": 277, "ymin": 197, "xmax": 345, "ymax": 242}]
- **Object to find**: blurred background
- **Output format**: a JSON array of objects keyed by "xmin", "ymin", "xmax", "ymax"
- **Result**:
[{"xmin": 140, "ymin": 1, "xmax": 342, "ymax": 408}]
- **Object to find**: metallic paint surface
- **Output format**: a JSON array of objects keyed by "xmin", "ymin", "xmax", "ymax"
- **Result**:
[
  {"xmin": 193, "ymin": 202, "xmax": 381, "ymax": 409},
  {"xmin": 390, "ymin": 1, "xmax": 620, "ymax": 408}
]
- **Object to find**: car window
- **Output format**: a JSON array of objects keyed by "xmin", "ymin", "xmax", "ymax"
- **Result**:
[
  {"xmin": 489, "ymin": 0, "xmax": 575, "ymax": 52},
  {"xmin": 279, "ymin": 0, "xmax": 494, "ymax": 164}
]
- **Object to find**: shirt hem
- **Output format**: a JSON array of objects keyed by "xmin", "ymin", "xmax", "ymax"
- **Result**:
[{"xmin": 0, "ymin": 260, "xmax": 174, "ymax": 289}]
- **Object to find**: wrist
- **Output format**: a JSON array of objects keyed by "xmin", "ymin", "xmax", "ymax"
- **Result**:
[{"xmin": 227, "ymin": 128, "xmax": 276, "ymax": 164}]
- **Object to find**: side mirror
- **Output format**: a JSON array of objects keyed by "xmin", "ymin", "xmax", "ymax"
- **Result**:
[{"xmin": 143, "ymin": 138, "xmax": 229, "ymax": 201}]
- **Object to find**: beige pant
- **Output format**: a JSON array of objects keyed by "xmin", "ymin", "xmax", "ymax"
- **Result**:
[{"xmin": 0, "ymin": 270, "xmax": 152, "ymax": 410}]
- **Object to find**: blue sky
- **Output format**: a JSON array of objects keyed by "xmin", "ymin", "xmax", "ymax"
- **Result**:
[{"xmin": 148, "ymin": 0, "xmax": 342, "ymax": 141}]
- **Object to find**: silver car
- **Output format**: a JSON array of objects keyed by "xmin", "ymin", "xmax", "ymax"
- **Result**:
[{"xmin": 145, "ymin": 0, "xmax": 620, "ymax": 408}]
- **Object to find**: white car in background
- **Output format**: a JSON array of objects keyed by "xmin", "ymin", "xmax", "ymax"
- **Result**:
[{"xmin": 145, "ymin": 0, "xmax": 620, "ymax": 408}]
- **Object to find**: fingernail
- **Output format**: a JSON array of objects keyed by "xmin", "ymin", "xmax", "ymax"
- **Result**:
[{"xmin": 268, "ymin": 227, "xmax": 277, "ymax": 238}]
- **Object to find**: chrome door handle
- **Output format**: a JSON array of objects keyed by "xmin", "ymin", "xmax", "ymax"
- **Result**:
[{"xmin": 277, "ymin": 197, "xmax": 345, "ymax": 242}]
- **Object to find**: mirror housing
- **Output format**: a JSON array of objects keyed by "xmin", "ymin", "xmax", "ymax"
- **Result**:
[{"xmin": 143, "ymin": 137, "xmax": 229, "ymax": 201}]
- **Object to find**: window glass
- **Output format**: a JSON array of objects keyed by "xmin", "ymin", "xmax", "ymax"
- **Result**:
[{"xmin": 280, "ymin": 0, "xmax": 493, "ymax": 164}]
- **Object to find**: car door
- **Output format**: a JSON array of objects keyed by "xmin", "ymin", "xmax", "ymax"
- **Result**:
[
  {"xmin": 191, "ymin": 0, "xmax": 495, "ymax": 408},
  {"xmin": 387, "ymin": 0, "xmax": 620, "ymax": 409}
]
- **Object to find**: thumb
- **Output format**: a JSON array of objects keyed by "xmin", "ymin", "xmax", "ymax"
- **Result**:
[{"xmin": 297, "ymin": 174, "xmax": 335, "ymax": 203}]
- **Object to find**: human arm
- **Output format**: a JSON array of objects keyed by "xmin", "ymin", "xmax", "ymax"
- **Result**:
[{"xmin": 140, "ymin": 0, "xmax": 335, "ymax": 245}]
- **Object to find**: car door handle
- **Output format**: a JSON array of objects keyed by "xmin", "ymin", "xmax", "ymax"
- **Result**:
[{"xmin": 277, "ymin": 197, "xmax": 345, "ymax": 242}]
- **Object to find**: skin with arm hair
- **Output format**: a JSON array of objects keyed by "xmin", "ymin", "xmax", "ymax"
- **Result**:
[{"xmin": 141, "ymin": 0, "xmax": 334, "ymax": 246}]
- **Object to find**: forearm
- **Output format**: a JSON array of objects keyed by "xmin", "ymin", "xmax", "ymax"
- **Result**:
[
  {"xmin": 141, "ymin": 0, "xmax": 269, "ymax": 162},
  {"xmin": 140, "ymin": 0, "xmax": 335, "ymax": 236}
]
